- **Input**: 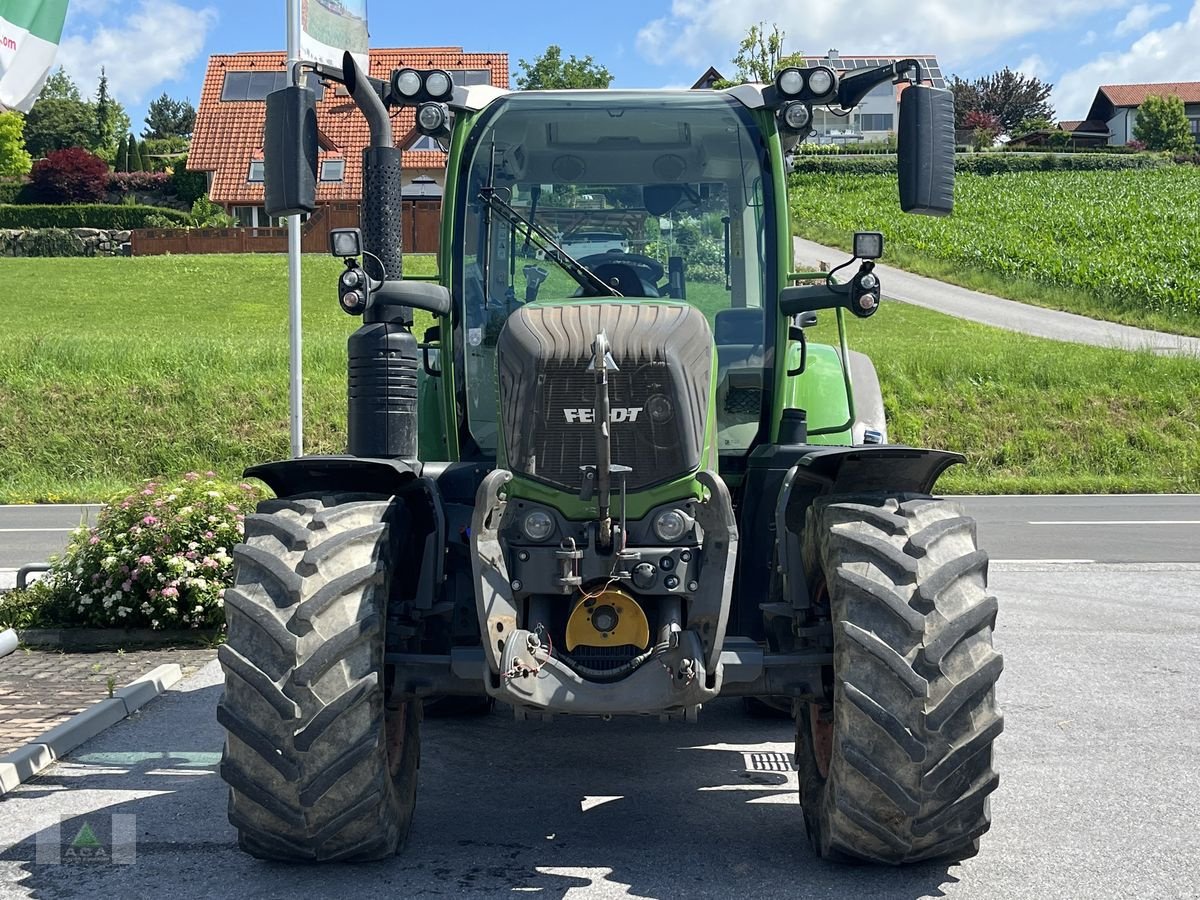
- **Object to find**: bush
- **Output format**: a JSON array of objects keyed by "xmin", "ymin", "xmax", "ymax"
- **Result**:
[
  {"xmin": 0, "ymin": 180, "xmax": 30, "ymax": 204},
  {"xmin": 109, "ymin": 171, "xmax": 172, "ymax": 196},
  {"xmin": 171, "ymin": 154, "xmax": 208, "ymax": 205},
  {"xmin": 791, "ymin": 152, "xmax": 1167, "ymax": 176},
  {"xmin": 0, "ymin": 203, "xmax": 190, "ymax": 229},
  {"xmin": 29, "ymin": 147, "xmax": 110, "ymax": 203},
  {"xmin": 21, "ymin": 474, "xmax": 264, "ymax": 630}
]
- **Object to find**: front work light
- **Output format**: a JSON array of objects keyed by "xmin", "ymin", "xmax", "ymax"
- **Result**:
[
  {"xmin": 329, "ymin": 227, "xmax": 362, "ymax": 258},
  {"xmin": 853, "ymin": 231, "xmax": 884, "ymax": 260},
  {"xmin": 805, "ymin": 66, "xmax": 836, "ymax": 98},
  {"xmin": 393, "ymin": 69, "xmax": 423, "ymax": 98},
  {"xmin": 776, "ymin": 67, "xmax": 804, "ymax": 97},
  {"xmin": 424, "ymin": 69, "xmax": 453, "ymax": 100}
]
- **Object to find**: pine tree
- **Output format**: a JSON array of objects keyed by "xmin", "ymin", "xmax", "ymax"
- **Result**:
[
  {"xmin": 94, "ymin": 68, "xmax": 116, "ymax": 159},
  {"xmin": 114, "ymin": 133, "xmax": 128, "ymax": 172},
  {"xmin": 129, "ymin": 136, "xmax": 145, "ymax": 172}
]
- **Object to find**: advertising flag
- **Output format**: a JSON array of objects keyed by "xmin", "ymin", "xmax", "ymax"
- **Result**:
[
  {"xmin": 0, "ymin": 0, "xmax": 70, "ymax": 112},
  {"xmin": 300, "ymin": 0, "xmax": 367, "ymax": 70}
]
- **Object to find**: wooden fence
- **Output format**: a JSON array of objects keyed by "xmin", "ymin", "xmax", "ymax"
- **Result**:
[{"xmin": 130, "ymin": 200, "xmax": 442, "ymax": 256}]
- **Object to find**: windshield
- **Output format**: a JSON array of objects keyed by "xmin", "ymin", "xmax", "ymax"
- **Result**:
[{"xmin": 454, "ymin": 91, "xmax": 776, "ymax": 458}]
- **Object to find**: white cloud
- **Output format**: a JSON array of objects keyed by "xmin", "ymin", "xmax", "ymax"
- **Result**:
[
  {"xmin": 1016, "ymin": 54, "xmax": 1049, "ymax": 79},
  {"xmin": 1081, "ymin": 30, "xmax": 1098, "ymax": 45},
  {"xmin": 57, "ymin": 1, "xmax": 217, "ymax": 104},
  {"xmin": 636, "ymin": 0, "xmax": 1129, "ymax": 73},
  {"xmin": 1114, "ymin": 2, "xmax": 1170, "ymax": 36},
  {"xmin": 1054, "ymin": 1, "xmax": 1200, "ymax": 118}
]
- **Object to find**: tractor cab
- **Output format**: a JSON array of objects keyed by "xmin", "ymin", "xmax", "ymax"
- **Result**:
[{"xmin": 450, "ymin": 90, "xmax": 777, "ymax": 463}]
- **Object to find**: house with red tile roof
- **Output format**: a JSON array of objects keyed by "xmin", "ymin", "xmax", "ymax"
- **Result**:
[
  {"xmin": 189, "ymin": 47, "xmax": 508, "ymax": 228},
  {"xmin": 1082, "ymin": 82, "xmax": 1200, "ymax": 146}
]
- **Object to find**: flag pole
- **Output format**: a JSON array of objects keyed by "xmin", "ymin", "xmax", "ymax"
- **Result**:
[{"xmin": 285, "ymin": 0, "xmax": 304, "ymax": 458}]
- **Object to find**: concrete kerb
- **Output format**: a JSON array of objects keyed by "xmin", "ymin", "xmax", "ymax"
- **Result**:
[{"xmin": 0, "ymin": 663, "xmax": 182, "ymax": 797}]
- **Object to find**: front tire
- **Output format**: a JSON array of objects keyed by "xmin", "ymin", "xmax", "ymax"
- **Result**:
[
  {"xmin": 796, "ymin": 494, "xmax": 1003, "ymax": 864},
  {"xmin": 217, "ymin": 493, "xmax": 420, "ymax": 861}
]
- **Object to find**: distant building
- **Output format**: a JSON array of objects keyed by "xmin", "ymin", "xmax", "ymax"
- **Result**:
[
  {"xmin": 189, "ymin": 47, "xmax": 508, "ymax": 228},
  {"xmin": 1080, "ymin": 82, "xmax": 1200, "ymax": 146},
  {"xmin": 691, "ymin": 67, "xmax": 726, "ymax": 90}
]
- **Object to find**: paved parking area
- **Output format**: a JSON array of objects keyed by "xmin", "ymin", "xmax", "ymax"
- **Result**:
[{"xmin": 0, "ymin": 650, "xmax": 216, "ymax": 755}]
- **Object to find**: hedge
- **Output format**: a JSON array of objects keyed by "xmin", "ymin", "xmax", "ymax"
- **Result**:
[
  {"xmin": 0, "ymin": 204, "xmax": 190, "ymax": 229},
  {"xmin": 0, "ymin": 181, "xmax": 33, "ymax": 204},
  {"xmin": 791, "ymin": 153, "xmax": 1169, "ymax": 176}
]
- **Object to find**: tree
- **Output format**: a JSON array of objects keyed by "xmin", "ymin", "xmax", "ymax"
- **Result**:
[
  {"xmin": 129, "ymin": 135, "xmax": 145, "ymax": 172},
  {"xmin": 949, "ymin": 68, "xmax": 1054, "ymax": 134},
  {"xmin": 29, "ymin": 147, "xmax": 110, "ymax": 202},
  {"xmin": 142, "ymin": 93, "xmax": 196, "ymax": 139},
  {"xmin": 513, "ymin": 45, "xmax": 613, "ymax": 90},
  {"xmin": 1133, "ymin": 94, "xmax": 1196, "ymax": 153},
  {"xmin": 113, "ymin": 133, "xmax": 129, "ymax": 173},
  {"xmin": 0, "ymin": 111, "xmax": 33, "ymax": 176},
  {"xmin": 39, "ymin": 67, "xmax": 82, "ymax": 102},
  {"xmin": 965, "ymin": 109, "xmax": 1001, "ymax": 150},
  {"xmin": 717, "ymin": 23, "xmax": 805, "ymax": 87},
  {"xmin": 94, "ymin": 68, "xmax": 115, "ymax": 156}
]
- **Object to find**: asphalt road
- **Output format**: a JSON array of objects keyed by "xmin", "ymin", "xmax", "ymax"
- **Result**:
[
  {"xmin": 793, "ymin": 236, "xmax": 1200, "ymax": 357},
  {"xmin": 2, "ymin": 497, "xmax": 1198, "ymax": 580},
  {"xmin": 1, "ymin": 563, "xmax": 1198, "ymax": 899}
]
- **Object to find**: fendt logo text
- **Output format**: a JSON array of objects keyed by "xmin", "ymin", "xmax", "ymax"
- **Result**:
[{"xmin": 563, "ymin": 408, "xmax": 643, "ymax": 424}]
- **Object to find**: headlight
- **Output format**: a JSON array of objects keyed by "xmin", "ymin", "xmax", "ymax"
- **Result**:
[
  {"xmin": 781, "ymin": 101, "xmax": 811, "ymax": 131},
  {"xmin": 776, "ymin": 67, "xmax": 804, "ymax": 96},
  {"xmin": 522, "ymin": 509, "xmax": 554, "ymax": 542},
  {"xmin": 653, "ymin": 509, "xmax": 688, "ymax": 543},
  {"xmin": 417, "ymin": 102, "xmax": 447, "ymax": 134},
  {"xmin": 424, "ymin": 70, "xmax": 452, "ymax": 99},
  {"xmin": 859, "ymin": 272, "xmax": 878, "ymax": 291},
  {"xmin": 806, "ymin": 66, "xmax": 835, "ymax": 97},
  {"xmin": 646, "ymin": 394, "xmax": 673, "ymax": 425},
  {"xmin": 394, "ymin": 69, "xmax": 422, "ymax": 98}
]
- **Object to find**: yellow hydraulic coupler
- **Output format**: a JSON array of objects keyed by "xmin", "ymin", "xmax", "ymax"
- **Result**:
[{"xmin": 564, "ymin": 587, "xmax": 650, "ymax": 651}]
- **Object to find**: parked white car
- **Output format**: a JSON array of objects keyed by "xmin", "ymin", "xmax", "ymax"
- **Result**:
[{"xmin": 560, "ymin": 231, "xmax": 628, "ymax": 257}]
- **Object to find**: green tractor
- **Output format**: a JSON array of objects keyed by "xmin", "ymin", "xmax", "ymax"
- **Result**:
[{"xmin": 217, "ymin": 53, "xmax": 1002, "ymax": 865}]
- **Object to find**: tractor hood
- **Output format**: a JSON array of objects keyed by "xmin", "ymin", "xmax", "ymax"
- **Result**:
[{"xmin": 495, "ymin": 302, "xmax": 714, "ymax": 494}]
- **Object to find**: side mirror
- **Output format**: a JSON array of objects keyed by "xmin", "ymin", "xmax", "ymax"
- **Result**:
[
  {"xmin": 897, "ymin": 84, "xmax": 955, "ymax": 216},
  {"xmin": 264, "ymin": 85, "xmax": 319, "ymax": 217}
]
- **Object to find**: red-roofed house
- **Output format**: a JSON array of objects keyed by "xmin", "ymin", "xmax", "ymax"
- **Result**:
[
  {"xmin": 1082, "ymin": 82, "xmax": 1200, "ymax": 146},
  {"xmin": 189, "ymin": 47, "xmax": 508, "ymax": 228}
]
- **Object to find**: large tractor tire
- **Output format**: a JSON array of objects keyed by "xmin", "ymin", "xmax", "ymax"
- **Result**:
[
  {"xmin": 217, "ymin": 493, "xmax": 420, "ymax": 861},
  {"xmin": 796, "ymin": 494, "xmax": 1003, "ymax": 864}
]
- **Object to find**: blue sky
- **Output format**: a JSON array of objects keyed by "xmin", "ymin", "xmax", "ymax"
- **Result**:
[{"xmin": 53, "ymin": 0, "xmax": 1200, "ymax": 130}]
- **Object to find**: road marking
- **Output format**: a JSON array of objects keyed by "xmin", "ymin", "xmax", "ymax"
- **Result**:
[
  {"xmin": 992, "ymin": 559, "xmax": 1095, "ymax": 564},
  {"xmin": 1028, "ymin": 520, "xmax": 1200, "ymax": 526},
  {"xmin": 580, "ymin": 796, "xmax": 622, "ymax": 812},
  {"xmin": 0, "ymin": 527, "xmax": 75, "ymax": 532}
]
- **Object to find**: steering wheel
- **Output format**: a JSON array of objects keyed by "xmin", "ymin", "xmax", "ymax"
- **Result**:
[{"xmin": 578, "ymin": 251, "xmax": 665, "ymax": 285}]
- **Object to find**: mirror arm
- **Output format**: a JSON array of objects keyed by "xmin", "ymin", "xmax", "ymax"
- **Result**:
[
  {"xmin": 836, "ymin": 58, "xmax": 922, "ymax": 110},
  {"xmin": 780, "ymin": 284, "xmax": 850, "ymax": 317}
]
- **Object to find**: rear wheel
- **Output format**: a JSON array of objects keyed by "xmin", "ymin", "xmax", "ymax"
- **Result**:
[
  {"xmin": 218, "ymin": 493, "xmax": 420, "ymax": 861},
  {"xmin": 796, "ymin": 494, "xmax": 1003, "ymax": 864}
]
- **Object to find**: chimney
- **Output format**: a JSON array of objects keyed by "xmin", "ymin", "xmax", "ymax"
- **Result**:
[{"xmin": 827, "ymin": 49, "xmax": 839, "ymax": 60}]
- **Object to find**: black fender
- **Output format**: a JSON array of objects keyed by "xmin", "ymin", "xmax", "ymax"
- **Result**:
[
  {"xmin": 246, "ymin": 455, "xmax": 446, "ymax": 611},
  {"xmin": 773, "ymin": 446, "xmax": 964, "ymax": 615}
]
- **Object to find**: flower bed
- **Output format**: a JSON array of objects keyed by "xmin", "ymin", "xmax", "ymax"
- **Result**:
[{"xmin": 0, "ymin": 474, "xmax": 264, "ymax": 631}]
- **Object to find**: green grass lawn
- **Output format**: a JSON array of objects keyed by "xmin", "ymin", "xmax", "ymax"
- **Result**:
[
  {"xmin": 790, "ymin": 167, "xmax": 1200, "ymax": 336},
  {"xmin": 0, "ymin": 254, "xmax": 1198, "ymax": 501}
]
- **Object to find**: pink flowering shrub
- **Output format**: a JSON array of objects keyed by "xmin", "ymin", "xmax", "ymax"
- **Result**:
[{"xmin": 35, "ymin": 474, "xmax": 264, "ymax": 630}]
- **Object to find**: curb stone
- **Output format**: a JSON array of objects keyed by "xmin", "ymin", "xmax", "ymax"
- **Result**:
[{"xmin": 0, "ymin": 663, "xmax": 182, "ymax": 796}]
